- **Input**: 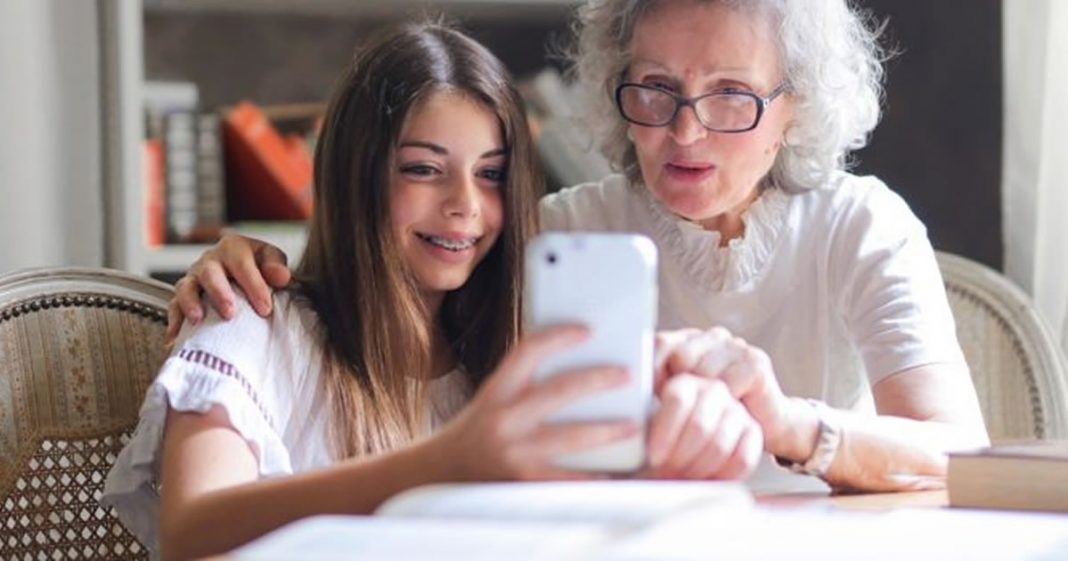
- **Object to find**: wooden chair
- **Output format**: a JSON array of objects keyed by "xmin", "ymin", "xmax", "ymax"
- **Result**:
[
  {"xmin": 0, "ymin": 268, "xmax": 172, "ymax": 560},
  {"xmin": 937, "ymin": 251, "xmax": 1068, "ymax": 441}
]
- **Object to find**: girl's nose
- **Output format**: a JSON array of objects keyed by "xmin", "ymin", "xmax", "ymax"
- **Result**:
[{"xmin": 442, "ymin": 176, "xmax": 480, "ymax": 219}]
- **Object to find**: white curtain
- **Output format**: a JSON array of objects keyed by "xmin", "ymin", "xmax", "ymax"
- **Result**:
[
  {"xmin": 0, "ymin": 1, "xmax": 103, "ymax": 274},
  {"xmin": 1002, "ymin": 1, "xmax": 1068, "ymax": 351}
]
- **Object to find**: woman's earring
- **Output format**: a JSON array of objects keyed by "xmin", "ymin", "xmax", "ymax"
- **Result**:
[{"xmin": 783, "ymin": 125, "xmax": 800, "ymax": 147}]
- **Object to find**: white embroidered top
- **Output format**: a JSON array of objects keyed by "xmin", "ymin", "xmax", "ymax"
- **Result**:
[
  {"xmin": 540, "ymin": 172, "xmax": 966, "ymax": 413},
  {"xmin": 100, "ymin": 290, "xmax": 471, "ymax": 558}
]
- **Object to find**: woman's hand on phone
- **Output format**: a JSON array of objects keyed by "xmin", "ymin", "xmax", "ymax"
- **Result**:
[
  {"xmin": 433, "ymin": 326, "xmax": 640, "ymax": 482},
  {"xmin": 168, "ymin": 234, "xmax": 291, "ymax": 338},
  {"xmin": 643, "ymin": 373, "xmax": 763, "ymax": 480},
  {"xmin": 654, "ymin": 327, "xmax": 793, "ymax": 461}
]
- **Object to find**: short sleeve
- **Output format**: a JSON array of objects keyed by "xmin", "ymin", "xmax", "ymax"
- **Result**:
[
  {"xmin": 100, "ymin": 289, "xmax": 312, "ymax": 553},
  {"xmin": 830, "ymin": 178, "xmax": 966, "ymax": 384}
]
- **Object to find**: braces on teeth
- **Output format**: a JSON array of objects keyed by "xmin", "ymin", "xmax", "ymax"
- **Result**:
[{"xmin": 419, "ymin": 233, "xmax": 476, "ymax": 251}]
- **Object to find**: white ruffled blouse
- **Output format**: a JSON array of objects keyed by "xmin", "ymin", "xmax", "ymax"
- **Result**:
[
  {"xmin": 641, "ymin": 181, "xmax": 792, "ymax": 293},
  {"xmin": 540, "ymin": 173, "xmax": 966, "ymax": 413},
  {"xmin": 100, "ymin": 291, "xmax": 471, "ymax": 559}
]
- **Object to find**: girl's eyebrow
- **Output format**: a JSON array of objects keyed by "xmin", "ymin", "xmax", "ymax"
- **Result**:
[
  {"xmin": 399, "ymin": 140, "xmax": 506, "ymax": 160},
  {"xmin": 397, "ymin": 139, "xmax": 504, "ymax": 159},
  {"xmin": 398, "ymin": 140, "xmax": 447, "ymax": 155}
]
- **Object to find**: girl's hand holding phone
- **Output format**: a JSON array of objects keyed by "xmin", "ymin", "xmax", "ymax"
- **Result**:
[{"xmin": 433, "ymin": 325, "xmax": 641, "ymax": 482}]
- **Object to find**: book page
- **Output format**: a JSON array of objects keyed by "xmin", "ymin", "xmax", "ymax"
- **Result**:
[
  {"xmin": 376, "ymin": 480, "xmax": 751, "ymax": 528},
  {"xmin": 232, "ymin": 515, "xmax": 609, "ymax": 561}
]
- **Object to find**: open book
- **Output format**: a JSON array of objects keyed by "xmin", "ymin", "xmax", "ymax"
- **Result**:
[
  {"xmin": 232, "ymin": 478, "xmax": 1068, "ymax": 560},
  {"xmin": 232, "ymin": 481, "xmax": 751, "ymax": 561}
]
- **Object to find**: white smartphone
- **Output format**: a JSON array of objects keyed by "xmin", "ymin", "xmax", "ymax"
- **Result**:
[{"xmin": 524, "ymin": 232, "xmax": 658, "ymax": 473}]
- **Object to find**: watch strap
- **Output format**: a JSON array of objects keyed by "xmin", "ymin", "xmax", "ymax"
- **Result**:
[{"xmin": 775, "ymin": 398, "xmax": 842, "ymax": 478}]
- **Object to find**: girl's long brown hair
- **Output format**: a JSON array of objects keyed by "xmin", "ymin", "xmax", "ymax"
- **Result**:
[{"xmin": 292, "ymin": 22, "xmax": 541, "ymax": 458}]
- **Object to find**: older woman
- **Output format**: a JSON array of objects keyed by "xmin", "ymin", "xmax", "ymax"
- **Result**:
[{"xmin": 171, "ymin": 0, "xmax": 989, "ymax": 491}]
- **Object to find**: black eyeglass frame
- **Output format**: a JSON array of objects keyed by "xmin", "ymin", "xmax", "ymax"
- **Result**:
[{"xmin": 614, "ymin": 82, "xmax": 790, "ymax": 133}]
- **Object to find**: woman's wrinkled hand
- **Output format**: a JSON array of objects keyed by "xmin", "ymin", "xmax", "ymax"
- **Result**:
[
  {"xmin": 642, "ymin": 373, "xmax": 763, "ymax": 480},
  {"xmin": 167, "ymin": 234, "xmax": 291, "ymax": 339},
  {"xmin": 654, "ymin": 327, "xmax": 793, "ymax": 459}
]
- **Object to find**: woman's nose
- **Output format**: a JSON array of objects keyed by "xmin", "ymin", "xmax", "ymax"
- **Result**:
[{"xmin": 669, "ymin": 105, "xmax": 706, "ymax": 146}]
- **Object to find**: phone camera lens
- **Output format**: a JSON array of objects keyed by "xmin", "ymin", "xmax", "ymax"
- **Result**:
[{"xmin": 547, "ymin": 253, "xmax": 557, "ymax": 265}]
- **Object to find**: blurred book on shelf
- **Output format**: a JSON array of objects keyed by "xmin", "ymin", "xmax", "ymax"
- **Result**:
[
  {"xmin": 195, "ymin": 113, "xmax": 227, "ymax": 240},
  {"xmin": 223, "ymin": 100, "xmax": 319, "ymax": 223},
  {"xmin": 143, "ymin": 80, "xmax": 199, "ymax": 134},
  {"xmin": 143, "ymin": 81, "xmax": 228, "ymax": 244},
  {"xmin": 142, "ymin": 85, "xmax": 324, "ymax": 249},
  {"xmin": 518, "ymin": 68, "xmax": 612, "ymax": 190},
  {"xmin": 163, "ymin": 110, "xmax": 199, "ymax": 242},
  {"xmin": 142, "ymin": 138, "xmax": 165, "ymax": 247}
]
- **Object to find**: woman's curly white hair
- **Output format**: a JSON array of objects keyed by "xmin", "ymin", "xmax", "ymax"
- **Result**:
[{"xmin": 570, "ymin": 0, "xmax": 886, "ymax": 192}]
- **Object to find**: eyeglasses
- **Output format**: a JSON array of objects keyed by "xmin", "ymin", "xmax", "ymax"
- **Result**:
[{"xmin": 614, "ymin": 82, "xmax": 789, "ymax": 133}]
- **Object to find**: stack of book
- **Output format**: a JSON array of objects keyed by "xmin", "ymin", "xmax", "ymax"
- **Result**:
[
  {"xmin": 947, "ymin": 440, "xmax": 1068, "ymax": 513},
  {"xmin": 143, "ymin": 81, "xmax": 321, "ymax": 247}
]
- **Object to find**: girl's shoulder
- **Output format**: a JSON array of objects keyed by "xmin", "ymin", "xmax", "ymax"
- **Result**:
[
  {"xmin": 169, "ymin": 286, "xmax": 324, "ymax": 391},
  {"xmin": 174, "ymin": 287, "xmax": 318, "ymax": 345}
]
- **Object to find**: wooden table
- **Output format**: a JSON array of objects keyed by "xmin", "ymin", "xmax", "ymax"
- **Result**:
[
  {"xmin": 756, "ymin": 489, "xmax": 948, "ymax": 510},
  {"xmin": 220, "ymin": 489, "xmax": 1068, "ymax": 560}
]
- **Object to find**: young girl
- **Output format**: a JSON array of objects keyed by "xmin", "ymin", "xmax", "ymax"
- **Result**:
[{"xmin": 104, "ymin": 22, "xmax": 763, "ymax": 560}]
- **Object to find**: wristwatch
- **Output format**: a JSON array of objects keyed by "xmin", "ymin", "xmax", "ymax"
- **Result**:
[{"xmin": 775, "ymin": 399, "xmax": 842, "ymax": 478}]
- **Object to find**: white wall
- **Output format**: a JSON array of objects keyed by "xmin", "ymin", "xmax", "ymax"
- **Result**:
[
  {"xmin": 1002, "ymin": 1, "xmax": 1068, "ymax": 348},
  {"xmin": 0, "ymin": 0, "xmax": 104, "ymax": 274}
]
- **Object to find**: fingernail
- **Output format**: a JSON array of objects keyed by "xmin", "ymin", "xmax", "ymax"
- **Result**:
[
  {"xmin": 257, "ymin": 300, "xmax": 271, "ymax": 315},
  {"xmin": 603, "ymin": 369, "xmax": 627, "ymax": 387},
  {"xmin": 189, "ymin": 313, "xmax": 202, "ymax": 325},
  {"xmin": 569, "ymin": 324, "xmax": 591, "ymax": 338}
]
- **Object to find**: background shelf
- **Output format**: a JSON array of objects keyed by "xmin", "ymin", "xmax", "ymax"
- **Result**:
[
  {"xmin": 143, "ymin": 0, "xmax": 580, "ymax": 20},
  {"xmin": 102, "ymin": 0, "xmax": 575, "ymax": 280}
]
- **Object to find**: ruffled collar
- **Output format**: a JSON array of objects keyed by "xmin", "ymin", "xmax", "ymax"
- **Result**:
[{"xmin": 639, "ymin": 183, "xmax": 791, "ymax": 293}]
